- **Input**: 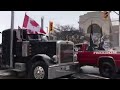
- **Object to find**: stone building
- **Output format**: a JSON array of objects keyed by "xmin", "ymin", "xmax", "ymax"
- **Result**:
[
  {"xmin": 79, "ymin": 11, "xmax": 112, "ymax": 35},
  {"xmin": 79, "ymin": 11, "xmax": 119, "ymax": 48},
  {"xmin": 111, "ymin": 25, "xmax": 119, "ymax": 47}
]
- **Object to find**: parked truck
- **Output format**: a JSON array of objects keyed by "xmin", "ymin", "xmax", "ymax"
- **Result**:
[
  {"xmin": 75, "ymin": 42, "xmax": 120, "ymax": 78},
  {"xmin": 0, "ymin": 29, "xmax": 79, "ymax": 79}
]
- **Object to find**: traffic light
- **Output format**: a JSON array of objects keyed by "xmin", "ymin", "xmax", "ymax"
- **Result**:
[
  {"xmin": 103, "ymin": 11, "xmax": 109, "ymax": 19},
  {"xmin": 49, "ymin": 21, "xmax": 53, "ymax": 32}
]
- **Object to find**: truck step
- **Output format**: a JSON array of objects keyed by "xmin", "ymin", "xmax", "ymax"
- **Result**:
[{"xmin": 0, "ymin": 69, "xmax": 15, "ymax": 77}]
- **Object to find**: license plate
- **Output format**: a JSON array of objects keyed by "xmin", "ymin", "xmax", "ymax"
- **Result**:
[{"xmin": 65, "ymin": 66, "xmax": 70, "ymax": 70}]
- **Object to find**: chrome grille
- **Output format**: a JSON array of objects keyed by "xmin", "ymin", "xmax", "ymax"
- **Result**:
[{"xmin": 60, "ymin": 44, "xmax": 73, "ymax": 63}]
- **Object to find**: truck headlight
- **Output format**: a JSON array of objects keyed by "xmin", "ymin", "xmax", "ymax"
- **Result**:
[{"xmin": 52, "ymin": 55, "xmax": 58, "ymax": 63}]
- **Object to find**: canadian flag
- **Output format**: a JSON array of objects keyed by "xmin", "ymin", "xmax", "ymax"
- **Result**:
[{"xmin": 22, "ymin": 14, "xmax": 46, "ymax": 34}]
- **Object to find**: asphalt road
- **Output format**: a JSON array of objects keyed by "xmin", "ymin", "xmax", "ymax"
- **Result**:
[
  {"xmin": 0, "ymin": 66, "xmax": 119, "ymax": 79},
  {"xmin": 78, "ymin": 66, "xmax": 120, "ymax": 79},
  {"xmin": 60, "ymin": 66, "xmax": 109, "ymax": 79},
  {"xmin": 72, "ymin": 66, "xmax": 109, "ymax": 79}
]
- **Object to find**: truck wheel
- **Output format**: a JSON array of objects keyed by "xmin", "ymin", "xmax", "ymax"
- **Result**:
[
  {"xmin": 99, "ymin": 62, "xmax": 116, "ymax": 78},
  {"xmin": 28, "ymin": 61, "xmax": 48, "ymax": 79}
]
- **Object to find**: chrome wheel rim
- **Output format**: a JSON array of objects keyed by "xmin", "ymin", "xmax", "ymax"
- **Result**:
[{"xmin": 34, "ymin": 66, "xmax": 45, "ymax": 79}]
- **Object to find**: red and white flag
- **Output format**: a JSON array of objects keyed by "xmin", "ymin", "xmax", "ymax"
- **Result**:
[{"xmin": 22, "ymin": 14, "xmax": 46, "ymax": 34}]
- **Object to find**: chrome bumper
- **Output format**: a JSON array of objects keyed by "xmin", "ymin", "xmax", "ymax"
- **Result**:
[{"xmin": 48, "ymin": 62, "xmax": 79, "ymax": 79}]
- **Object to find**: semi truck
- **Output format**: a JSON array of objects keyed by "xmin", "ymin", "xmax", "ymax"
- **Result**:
[{"xmin": 0, "ymin": 29, "xmax": 79, "ymax": 79}]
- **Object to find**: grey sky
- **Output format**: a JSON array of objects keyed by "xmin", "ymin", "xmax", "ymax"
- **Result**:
[{"xmin": 0, "ymin": 11, "xmax": 119, "ymax": 43}]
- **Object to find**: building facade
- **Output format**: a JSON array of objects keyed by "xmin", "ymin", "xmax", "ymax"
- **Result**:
[
  {"xmin": 79, "ymin": 11, "xmax": 119, "ymax": 48},
  {"xmin": 111, "ymin": 25, "xmax": 119, "ymax": 47},
  {"xmin": 79, "ymin": 11, "xmax": 112, "ymax": 35}
]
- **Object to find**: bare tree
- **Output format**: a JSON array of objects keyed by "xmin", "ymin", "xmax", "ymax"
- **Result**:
[
  {"xmin": 53, "ymin": 24, "xmax": 85, "ymax": 44},
  {"xmin": 55, "ymin": 24, "xmax": 78, "ymax": 31}
]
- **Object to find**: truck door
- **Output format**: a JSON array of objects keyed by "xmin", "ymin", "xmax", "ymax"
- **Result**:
[{"xmin": 77, "ymin": 44, "xmax": 97, "ymax": 65}]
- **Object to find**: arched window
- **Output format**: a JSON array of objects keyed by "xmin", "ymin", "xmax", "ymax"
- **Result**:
[{"xmin": 87, "ymin": 24, "xmax": 102, "ymax": 34}]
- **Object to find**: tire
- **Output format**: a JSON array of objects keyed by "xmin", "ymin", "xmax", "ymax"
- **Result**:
[
  {"xmin": 28, "ymin": 61, "xmax": 48, "ymax": 79},
  {"xmin": 99, "ymin": 62, "xmax": 116, "ymax": 78}
]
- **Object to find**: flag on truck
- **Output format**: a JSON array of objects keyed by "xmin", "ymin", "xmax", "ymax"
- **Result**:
[
  {"xmin": 99, "ymin": 27, "xmax": 103, "ymax": 43},
  {"xmin": 88, "ymin": 21, "xmax": 94, "ymax": 51},
  {"xmin": 89, "ymin": 22, "xmax": 94, "ymax": 46},
  {"xmin": 22, "ymin": 13, "xmax": 46, "ymax": 34}
]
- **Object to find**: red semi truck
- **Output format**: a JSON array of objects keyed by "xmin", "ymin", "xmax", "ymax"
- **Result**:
[{"xmin": 75, "ymin": 43, "xmax": 120, "ymax": 78}]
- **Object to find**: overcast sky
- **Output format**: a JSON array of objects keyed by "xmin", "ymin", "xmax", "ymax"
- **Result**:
[{"xmin": 0, "ymin": 11, "xmax": 119, "ymax": 43}]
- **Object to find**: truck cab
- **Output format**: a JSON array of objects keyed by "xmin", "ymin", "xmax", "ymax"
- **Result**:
[
  {"xmin": 75, "ymin": 43, "xmax": 98, "ymax": 66},
  {"xmin": 1, "ymin": 29, "xmax": 79, "ymax": 79}
]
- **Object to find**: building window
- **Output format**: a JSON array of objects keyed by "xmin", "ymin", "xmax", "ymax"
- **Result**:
[{"xmin": 87, "ymin": 24, "xmax": 102, "ymax": 34}]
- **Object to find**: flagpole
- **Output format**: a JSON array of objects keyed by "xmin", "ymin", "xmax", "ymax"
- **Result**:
[
  {"xmin": 10, "ymin": 11, "xmax": 14, "ymax": 68},
  {"xmin": 89, "ymin": 20, "xmax": 94, "ymax": 51},
  {"xmin": 41, "ymin": 16, "xmax": 44, "ymax": 30},
  {"xmin": 90, "ymin": 20, "xmax": 93, "ymax": 46},
  {"xmin": 100, "ymin": 26, "xmax": 102, "ymax": 44}
]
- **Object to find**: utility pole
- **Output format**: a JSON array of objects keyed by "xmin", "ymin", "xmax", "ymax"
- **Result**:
[{"xmin": 10, "ymin": 11, "xmax": 14, "ymax": 68}]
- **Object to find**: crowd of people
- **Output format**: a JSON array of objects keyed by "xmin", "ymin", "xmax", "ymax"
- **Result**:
[{"xmin": 53, "ymin": 30, "xmax": 112, "ymax": 51}]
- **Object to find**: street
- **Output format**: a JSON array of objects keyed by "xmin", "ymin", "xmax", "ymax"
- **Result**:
[
  {"xmin": 60, "ymin": 66, "xmax": 109, "ymax": 79},
  {"xmin": 73, "ymin": 66, "xmax": 109, "ymax": 79},
  {"xmin": 0, "ymin": 66, "xmax": 108, "ymax": 79},
  {"xmin": 0, "ymin": 66, "xmax": 105, "ymax": 79},
  {"xmin": 1, "ymin": 66, "xmax": 120, "ymax": 79}
]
